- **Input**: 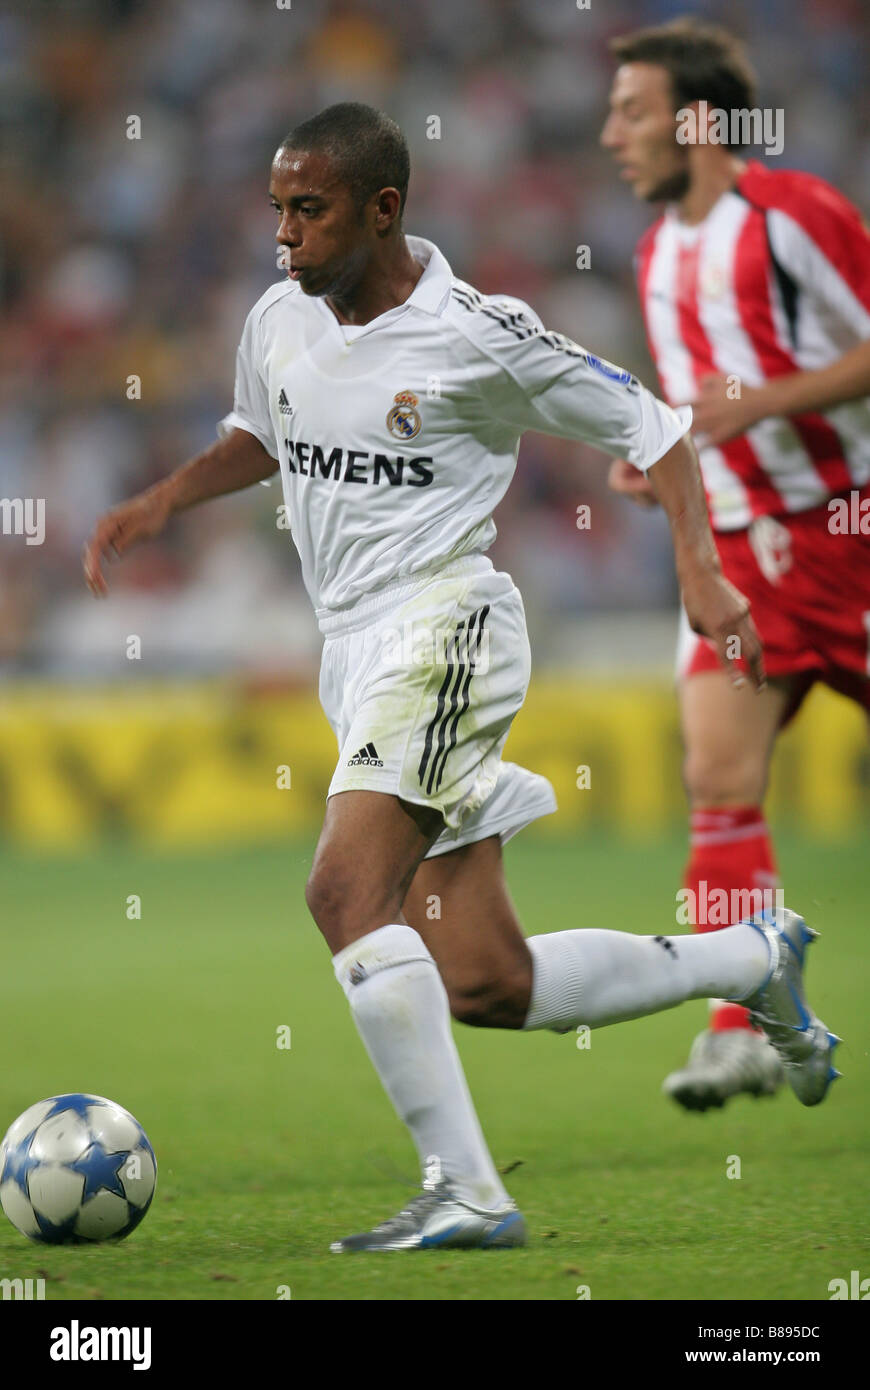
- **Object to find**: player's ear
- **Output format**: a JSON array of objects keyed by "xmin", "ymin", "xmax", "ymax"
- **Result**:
[{"xmin": 373, "ymin": 187, "xmax": 402, "ymax": 236}]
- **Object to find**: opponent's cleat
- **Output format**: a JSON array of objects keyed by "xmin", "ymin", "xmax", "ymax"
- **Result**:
[
  {"xmin": 741, "ymin": 907, "xmax": 841, "ymax": 1106},
  {"xmin": 330, "ymin": 1175, "xmax": 526, "ymax": 1253},
  {"xmin": 663, "ymin": 1026, "xmax": 784, "ymax": 1111}
]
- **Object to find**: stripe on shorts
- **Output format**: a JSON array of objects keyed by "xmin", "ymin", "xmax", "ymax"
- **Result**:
[{"xmin": 418, "ymin": 605, "xmax": 490, "ymax": 795}]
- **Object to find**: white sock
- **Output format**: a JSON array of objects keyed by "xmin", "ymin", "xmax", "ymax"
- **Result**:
[
  {"xmin": 333, "ymin": 923, "xmax": 510, "ymax": 1211},
  {"xmin": 522, "ymin": 924, "xmax": 770, "ymax": 1032}
]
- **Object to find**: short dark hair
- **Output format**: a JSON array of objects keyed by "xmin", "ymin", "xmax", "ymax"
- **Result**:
[
  {"xmin": 610, "ymin": 18, "xmax": 758, "ymax": 133},
  {"xmin": 281, "ymin": 102, "xmax": 410, "ymax": 216}
]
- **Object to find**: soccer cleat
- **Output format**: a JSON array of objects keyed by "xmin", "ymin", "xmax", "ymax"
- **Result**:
[
  {"xmin": 663, "ymin": 1026, "xmax": 784, "ymax": 1111},
  {"xmin": 330, "ymin": 1174, "xmax": 526, "ymax": 1253},
  {"xmin": 740, "ymin": 907, "xmax": 841, "ymax": 1106}
]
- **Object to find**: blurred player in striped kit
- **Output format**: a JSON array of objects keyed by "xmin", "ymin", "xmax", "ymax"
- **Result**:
[{"xmin": 602, "ymin": 18, "xmax": 870, "ymax": 1110}]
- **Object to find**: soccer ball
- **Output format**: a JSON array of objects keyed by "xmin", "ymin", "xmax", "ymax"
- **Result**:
[{"xmin": 0, "ymin": 1093, "xmax": 156, "ymax": 1244}]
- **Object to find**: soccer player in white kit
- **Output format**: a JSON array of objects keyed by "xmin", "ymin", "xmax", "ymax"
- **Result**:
[{"xmin": 83, "ymin": 103, "xmax": 840, "ymax": 1252}]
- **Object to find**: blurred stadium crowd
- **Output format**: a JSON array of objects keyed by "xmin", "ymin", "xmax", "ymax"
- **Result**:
[{"xmin": 1, "ymin": 0, "xmax": 868, "ymax": 677}]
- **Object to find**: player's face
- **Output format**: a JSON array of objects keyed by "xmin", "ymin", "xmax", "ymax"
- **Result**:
[
  {"xmin": 269, "ymin": 148, "xmax": 373, "ymax": 299},
  {"xmin": 601, "ymin": 63, "xmax": 690, "ymax": 203}
]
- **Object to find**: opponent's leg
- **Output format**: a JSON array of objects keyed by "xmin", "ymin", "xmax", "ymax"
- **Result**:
[
  {"xmin": 680, "ymin": 669, "xmax": 792, "ymax": 941},
  {"xmin": 665, "ymin": 670, "xmax": 795, "ymax": 1109},
  {"xmin": 306, "ymin": 789, "xmax": 519, "ymax": 1245}
]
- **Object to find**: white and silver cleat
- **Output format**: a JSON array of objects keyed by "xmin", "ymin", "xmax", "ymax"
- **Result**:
[
  {"xmin": 740, "ymin": 907, "xmax": 842, "ymax": 1106},
  {"xmin": 663, "ymin": 1026, "xmax": 784, "ymax": 1112},
  {"xmin": 330, "ymin": 1168, "xmax": 526, "ymax": 1253}
]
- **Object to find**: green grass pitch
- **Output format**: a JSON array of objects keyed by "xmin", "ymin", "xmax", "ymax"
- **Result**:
[{"xmin": 0, "ymin": 832, "xmax": 866, "ymax": 1302}]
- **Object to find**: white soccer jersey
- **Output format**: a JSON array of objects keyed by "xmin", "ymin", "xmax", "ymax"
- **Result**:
[
  {"xmin": 637, "ymin": 161, "xmax": 870, "ymax": 531},
  {"xmin": 219, "ymin": 236, "xmax": 691, "ymax": 618}
]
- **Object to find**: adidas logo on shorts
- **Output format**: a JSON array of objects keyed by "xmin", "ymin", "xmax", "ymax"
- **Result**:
[{"xmin": 347, "ymin": 742, "xmax": 384, "ymax": 768}]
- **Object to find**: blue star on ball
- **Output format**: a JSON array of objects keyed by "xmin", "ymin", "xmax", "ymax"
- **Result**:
[
  {"xmin": 2, "ymin": 1137, "xmax": 37, "ymax": 1190},
  {"xmin": 68, "ymin": 1143, "xmax": 128, "ymax": 1201}
]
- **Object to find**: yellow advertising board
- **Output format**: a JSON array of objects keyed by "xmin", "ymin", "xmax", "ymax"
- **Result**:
[{"xmin": 0, "ymin": 680, "xmax": 863, "ymax": 849}]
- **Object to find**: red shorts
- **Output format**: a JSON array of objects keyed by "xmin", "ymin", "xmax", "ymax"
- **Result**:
[{"xmin": 679, "ymin": 488, "xmax": 870, "ymax": 720}]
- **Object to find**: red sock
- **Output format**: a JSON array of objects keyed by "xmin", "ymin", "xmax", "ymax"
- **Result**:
[{"xmin": 683, "ymin": 805, "xmax": 779, "ymax": 1031}]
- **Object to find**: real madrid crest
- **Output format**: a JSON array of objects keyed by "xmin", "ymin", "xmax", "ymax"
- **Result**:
[{"xmin": 386, "ymin": 390, "xmax": 422, "ymax": 440}]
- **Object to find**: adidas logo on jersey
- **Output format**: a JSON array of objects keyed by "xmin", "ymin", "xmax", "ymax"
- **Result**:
[
  {"xmin": 278, "ymin": 388, "xmax": 293, "ymax": 416},
  {"xmin": 347, "ymin": 742, "xmax": 384, "ymax": 768}
]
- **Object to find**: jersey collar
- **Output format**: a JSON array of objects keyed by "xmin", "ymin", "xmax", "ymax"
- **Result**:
[
  {"xmin": 312, "ymin": 235, "xmax": 453, "ymax": 341},
  {"xmin": 404, "ymin": 235, "xmax": 454, "ymax": 316}
]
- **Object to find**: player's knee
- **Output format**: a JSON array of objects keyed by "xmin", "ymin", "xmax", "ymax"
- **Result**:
[
  {"xmin": 305, "ymin": 867, "xmax": 339, "ymax": 930},
  {"xmin": 305, "ymin": 865, "xmax": 363, "ymax": 940},
  {"xmin": 448, "ymin": 966, "xmax": 531, "ymax": 1030},
  {"xmin": 683, "ymin": 747, "xmax": 766, "ymax": 807},
  {"xmin": 305, "ymin": 862, "xmax": 404, "ymax": 950}
]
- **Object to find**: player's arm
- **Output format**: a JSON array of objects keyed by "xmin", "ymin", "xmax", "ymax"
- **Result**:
[
  {"xmin": 85, "ymin": 293, "xmax": 280, "ymax": 596},
  {"xmin": 691, "ymin": 336, "xmax": 870, "ymax": 445},
  {"xmin": 598, "ymin": 432, "xmax": 762, "ymax": 688},
  {"xmin": 83, "ymin": 427, "xmax": 277, "ymax": 596},
  {"xmin": 646, "ymin": 433, "xmax": 764, "ymax": 690},
  {"xmin": 462, "ymin": 300, "xmax": 763, "ymax": 688}
]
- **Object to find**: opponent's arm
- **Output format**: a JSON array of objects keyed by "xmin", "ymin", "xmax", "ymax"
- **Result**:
[
  {"xmin": 608, "ymin": 455, "xmax": 660, "ymax": 507},
  {"xmin": 691, "ymin": 178, "xmax": 870, "ymax": 445},
  {"xmin": 647, "ymin": 432, "xmax": 765, "ymax": 691},
  {"xmin": 691, "ymin": 337, "xmax": 870, "ymax": 446},
  {"xmin": 83, "ymin": 427, "xmax": 277, "ymax": 596}
]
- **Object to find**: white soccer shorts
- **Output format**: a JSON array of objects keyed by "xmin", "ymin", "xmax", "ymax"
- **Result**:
[{"xmin": 317, "ymin": 555, "xmax": 557, "ymax": 858}]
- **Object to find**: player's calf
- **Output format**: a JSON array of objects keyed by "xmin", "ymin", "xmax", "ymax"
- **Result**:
[{"xmin": 446, "ymin": 965, "xmax": 532, "ymax": 1030}]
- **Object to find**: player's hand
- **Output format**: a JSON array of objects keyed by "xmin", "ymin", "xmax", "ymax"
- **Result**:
[
  {"xmin": 607, "ymin": 457, "xmax": 659, "ymax": 508},
  {"xmin": 681, "ymin": 569, "xmax": 766, "ymax": 691},
  {"xmin": 688, "ymin": 374, "xmax": 762, "ymax": 446},
  {"xmin": 83, "ymin": 487, "xmax": 173, "ymax": 597}
]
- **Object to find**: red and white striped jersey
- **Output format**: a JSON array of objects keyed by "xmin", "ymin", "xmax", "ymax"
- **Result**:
[{"xmin": 636, "ymin": 160, "xmax": 870, "ymax": 530}]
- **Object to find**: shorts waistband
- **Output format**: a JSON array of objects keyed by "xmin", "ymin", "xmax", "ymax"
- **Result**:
[{"xmin": 316, "ymin": 555, "xmax": 494, "ymax": 637}]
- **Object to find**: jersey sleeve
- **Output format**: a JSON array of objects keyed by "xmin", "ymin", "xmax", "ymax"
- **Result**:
[
  {"xmin": 461, "ymin": 295, "xmax": 692, "ymax": 471},
  {"xmin": 766, "ymin": 184, "xmax": 870, "ymax": 339},
  {"xmin": 217, "ymin": 301, "xmax": 280, "ymax": 459}
]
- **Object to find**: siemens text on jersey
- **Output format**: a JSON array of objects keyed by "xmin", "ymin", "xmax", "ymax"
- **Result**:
[{"xmin": 284, "ymin": 441, "xmax": 434, "ymax": 487}]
